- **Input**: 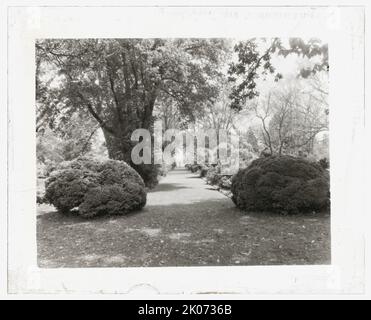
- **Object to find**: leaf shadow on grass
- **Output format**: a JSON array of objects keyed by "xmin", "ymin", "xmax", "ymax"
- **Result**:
[
  {"xmin": 149, "ymin": 183, "xmax": 191, "ymax": 193},
  {"xmin": 37, "ymin": 197, "xmax": 331, "ymax": 268}
]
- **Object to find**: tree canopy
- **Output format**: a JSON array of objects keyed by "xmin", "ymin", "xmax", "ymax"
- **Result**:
[
  {"xmin": 36, "ymin": 38, "xmax": 229, "ymax": 185},
  {"xmin": 36, "ymin": 37, "xmax": 330, "ymax": 184},
  {"xmin": 36, "ymin": 39, "xmax": 229, "ymax": 133},
  {"xmin": 228, "ymin": 38, "xmax": 329, "ymax": 111}
]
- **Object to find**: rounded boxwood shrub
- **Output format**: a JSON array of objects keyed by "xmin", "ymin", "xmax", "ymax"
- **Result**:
[
  {"xmin": 52, "ymin": 156, "xmax": 102, "ymax": 173},
  {"xmin": 79, "ymin": 183, "xmax": 147, "ymax": 218},
  {"xmin": 231, "ymin": 156, "xmax": 330, "ymax": 214},
  {"xmin": 206, "ymin": 165, "xmax": 222, "ymax": 186},
  {"xmin": 44, "ymin": 157, "xmax": 147, "ymax": 217},
  {"xmin": 318, "ymin": 157, "xmax": 330, "ymax": 170},
  {"xmin": 190, "ymin": 164, "xmax": 201, "ymax": 173},
  {"xmin": 44, "ymin": 168, "xmax": 100, "ymax": 213},
  {"xmin": 218, "ymin": 176, "xmax": 232, "ymax": 190},
  {"xmin": 199, "ymin": 165, "xmax": 210, "ymax": 178},
  {"xmin": 97, "ymin": 159, "xmax": 145, "ymax": 187}
]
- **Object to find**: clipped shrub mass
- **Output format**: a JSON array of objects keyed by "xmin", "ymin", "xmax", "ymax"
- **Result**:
[
  {"xmin": 231, "ymin": 156, "xmax": 330, "ymax": 214},
  {"xmin": 218, "ymin": 176, "xmax": 232, "ymax": 190},
  {"xmin": 190, "ymin": 164, "xmax": 201, "ymax": 173},
  {"xmin": 44, "ymin": 168, "xmax": 100, "ymax": 213},
  {"xmin": 199, "ymin": 165, "xmax": 210, "ymax": 178},
  {"xmin": 79, "ymin": 184, "xmax": 147, "ymax": 218},
  {"xmin": 44, "ymin": 157, "xmax": 147, "ymax": 218},
  {"xmin": 318, "ymin": 158, "xmax": 330, "ymax": 170},
  {"xmin": 206, "ymin": 165, "xmax": 222, "ymax": 186}
]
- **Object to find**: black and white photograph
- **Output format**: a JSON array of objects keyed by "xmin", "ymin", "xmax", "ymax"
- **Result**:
[
  {"xmin": 36, "ymin": 37, "xmax": 331, "ymax": 268},
  {"xmin": 1, "ymin": 2, "xmax": 369, "ymax": 301}
]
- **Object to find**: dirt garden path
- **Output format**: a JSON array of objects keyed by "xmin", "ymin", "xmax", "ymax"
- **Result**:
[
  {"xmin": 38, "ymin": 168, "xmax": 331, "ymax": 267},
  {"xmin": 147, "ymin": 168, "xmax": 229, "ymax": 206}
]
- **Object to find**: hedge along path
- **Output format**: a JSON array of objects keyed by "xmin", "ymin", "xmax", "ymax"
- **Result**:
[{"xmin": 37, "ymin": 168, "xmax": 331, "ymax": 267}]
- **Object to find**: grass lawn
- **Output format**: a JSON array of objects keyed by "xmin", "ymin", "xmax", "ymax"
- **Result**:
[{"xmin": 37, "ymin": 169, "xmax": 331, "ymax": 268}]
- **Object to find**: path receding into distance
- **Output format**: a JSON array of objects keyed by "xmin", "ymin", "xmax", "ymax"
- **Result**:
[
  {"xmin": 147, "ymin": 168, "xmax": 230, "ymax": 206},
  {"xmin": 38, "ymin": 168, "xmax": 331, "ymax": 268}
]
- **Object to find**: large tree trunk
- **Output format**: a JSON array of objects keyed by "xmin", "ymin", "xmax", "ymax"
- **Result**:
[
  {"xmin": 102, "ymin": 125, "xmax": 159, "ymax": 189},
  {"xmin": 89, "ymin": 64, "xmax": 160, "ymax": 188}
]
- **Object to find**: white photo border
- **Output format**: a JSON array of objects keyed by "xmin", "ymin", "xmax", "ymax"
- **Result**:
[{"xmin": 7, "ymin": 5, "xmax": 365, "ymax": 295}]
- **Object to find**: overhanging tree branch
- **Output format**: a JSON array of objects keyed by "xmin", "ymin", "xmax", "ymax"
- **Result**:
[{"xmin": 80, "ymin": 125, "xmax": 100, "ymax": 155}]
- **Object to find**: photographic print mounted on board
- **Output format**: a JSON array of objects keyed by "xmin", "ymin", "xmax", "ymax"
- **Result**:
[
  {"xmin": 35, "ymin": 37, "xmax": 331, "ymax": 268},
  {"xmin": 6, "ymin": 4, "xmax": 366, "ymax": 295}
]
